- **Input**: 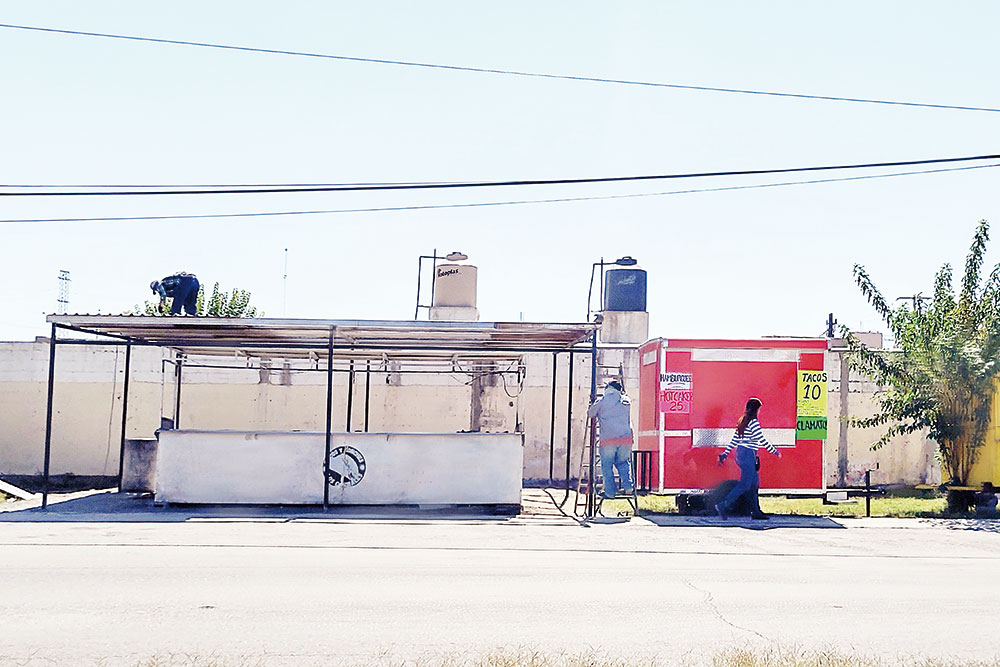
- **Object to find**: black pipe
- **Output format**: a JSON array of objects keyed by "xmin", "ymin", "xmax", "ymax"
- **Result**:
[
  {"xmin": 116, "ymin": 341, "xmax": 132, "ymax": 491},
  {"xmin": 865, "ymin": 469, "xmax": 872, "ymax": 517},
  {"xmin": 364, "ymin": 359, "xmax": 371, "ymax": 432},
  {"xmin": 563, "ymin": 351, "xmax": 574, "ymax": 502},
  {"xmin": 323, "ymin": 331, "xmax": 334, "ymax": 508},
  {"xmin": 346, "ymin": 359, "xmax": 355, "ymax": 431},
  {"xmin": 173, "ymin": 353, "xmax": 184, "ymax": 429},
  {"xmin": 41, "ymin": 323, "xmax": 57, "ymax": 510},
  {"xmin": 93, "ymin": 340, "xmax": 593, "ymax": 354},
  {"xmin": 587, "ymin": 331, "xmax": 598, "ymax": 517},
  {"xmin": 430, "ymin": 248, "xmax": 438, "ymax": 308},
  {"xmin": 414, "ymin": 255, "xmax": 423, "ymax": 319},
  {"xmin": 548, "ymin": 352, "xmax": 557, "ymax": 484},
  {"xmin": 52, "ymin": 322, "xmax": 131, "ymax": 341}
]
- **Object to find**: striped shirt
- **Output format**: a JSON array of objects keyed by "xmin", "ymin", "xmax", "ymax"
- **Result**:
[{"xmin": 722, "ymin": 418, "xmax": 777, "ymax": 455}]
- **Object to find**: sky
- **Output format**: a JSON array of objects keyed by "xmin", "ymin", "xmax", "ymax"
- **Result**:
[{"xmin": 1, "ymin": 2, "xmax": 998, "ymax": 342}]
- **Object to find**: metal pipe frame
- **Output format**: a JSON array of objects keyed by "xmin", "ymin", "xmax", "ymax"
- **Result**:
[
  {"xmin": 41, "ymin": 323, "xmax": 57, "ymax": 510},
  {"xmin": 413, "ymin": 249, "xmax": 442, "ymax": 318},
  {"xmin": 142, "ymin": 362, "xmax": 525, "ymax": 375},
  {"xmin": 364, "ymin": 360, "xmax": 371, "ymax": 433},
  {"xmin": 173, "ymin": 353, "xmax": 184, "ymax": 429},
  {"xmin": 69, "ymin": 341, "xmax": 593, "ymax": 355},
  {"xmin": 562, "ymin": 351, "xmax": 575, "ymax": 504},
  {"xmin": 587, "ymin": 331, "xmax": 599, "ymax": 518},
  {"xmin": 345, "ymin": 359, "xmax": 355, "ymax": 431},
  {"xmin": 323, "ymin": 330, "xmax": 334, "ymax": 508},
  {"xmin": 548, "ymin": 352, "xmax": 557, "ymax": 484},
  {"xmin": 116, "ymin": 341, "xmax": 132, "ymax": 491},
  {"xmin": 38, "ymin": 320, "xmax": 596, "ymax": 512}
]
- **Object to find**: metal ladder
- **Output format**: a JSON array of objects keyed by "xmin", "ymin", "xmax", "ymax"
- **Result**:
[{"xmin": 574, "ymin": 362, "xmax": 637, "ymax": 518}]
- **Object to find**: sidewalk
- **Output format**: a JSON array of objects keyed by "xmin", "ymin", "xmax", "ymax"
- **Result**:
[{"xmin": 4, "ymin": 487, "xmax": 999, "ymax": 533}]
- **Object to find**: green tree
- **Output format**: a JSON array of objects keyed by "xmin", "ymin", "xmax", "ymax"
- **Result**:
[
  {"xmin": 846, "ymin": 219, "xmax": 1000, "ymax": 487},
  {"xmin": 133, "ymin": 282, "xmax": 259, "ymax": 317}
]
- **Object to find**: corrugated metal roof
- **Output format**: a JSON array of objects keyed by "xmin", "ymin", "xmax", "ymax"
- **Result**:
[{"xmin": 45, "ymin": 315, "xmax": 597, "ymax": 359}]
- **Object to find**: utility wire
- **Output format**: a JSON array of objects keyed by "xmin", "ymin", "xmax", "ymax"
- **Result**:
[
  {"xmin": 3, "ymin": 162, "xmax": 996, "ymax": 224},
  {"xmin": 2, "ymin": 23, "xmax": 999, "ymax": 114},
  {"xmin": 3, "ymin": 154, "xmax": 999, "ymax": 197}
]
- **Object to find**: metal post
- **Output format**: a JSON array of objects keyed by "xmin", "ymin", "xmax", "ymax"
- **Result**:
[
  {"xmin": 587, "ymin": 331, "xmax": 598, "ymax": 517},
  {"xmin": 429, "ymin": 247, "xmax": 438, "ymax": 309},
  {"xmin": 346, "ymin": 359, "xmax": 355, "ymax": 431},
  {"xmin": 548, "ymin": 352, "xmax": 557, "ymax": 484},
  {"xmin": 173, "ymin": 353, "xmax": 184, "ymax": 429},
  {"xmin": 116, "ymin": 341, "xmax": 132, "ymax": 491},
  {"xmin": 414, "ymin": 256, "xmax": 423, "ymax": 319},
  {"xmin": 364, "ymin": 359, "xmax": 371, "ymax": 432},
  {"xmin": 865, "ymin": 469, "xmax": 872, "ymax": 517},
  {"xmin": 599, "ymin": 256, "xmax": 605, "ymax": 312},
  {"xmin": 563, "ymin": 351, "xmax": 574, "ymax": 501},
  {"xmin": 324, "ymin": 330, "xmax": 334, "ymax": 508},
  {"xmin": 41, "ymin": 323, "xmax": 57, "ymax": 510}
]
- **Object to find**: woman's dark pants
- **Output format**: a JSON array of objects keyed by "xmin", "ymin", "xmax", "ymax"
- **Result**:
[{"xmin": 720, "ymin": 446, "xmax": 762, "ymax": 515}]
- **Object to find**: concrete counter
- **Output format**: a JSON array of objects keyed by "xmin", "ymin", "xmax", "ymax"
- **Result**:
[{"xmin": 155, "ymin": 430, "xmax": 523, "ymax": 505}]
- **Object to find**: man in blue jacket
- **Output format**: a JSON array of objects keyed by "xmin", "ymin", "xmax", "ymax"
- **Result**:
[
  {"xmin": 587, "ymin": 380, "xmax": 635, "ymax": 498},
  {"xmin": 150, "ymin": 272, "xmax": 200, "ymax": 315}
]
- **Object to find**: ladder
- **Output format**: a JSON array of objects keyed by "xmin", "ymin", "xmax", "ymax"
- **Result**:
[
  {"xmin": 573, "ymin": 361, "xmax": 637, "ymax": 518},
  {"xmin": 573, "ymin": 416, "xmax": 601, "ymax": 517}
]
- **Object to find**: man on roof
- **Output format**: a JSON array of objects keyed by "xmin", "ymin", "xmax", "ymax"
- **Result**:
[{"xmin": 150, "ymin": 272, "xmax": 200, "ymax": 316}]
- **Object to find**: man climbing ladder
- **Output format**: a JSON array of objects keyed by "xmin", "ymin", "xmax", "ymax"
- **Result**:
[{"xmin": 587, "ymin": 380, "xmax": 634, "ymax": 499}]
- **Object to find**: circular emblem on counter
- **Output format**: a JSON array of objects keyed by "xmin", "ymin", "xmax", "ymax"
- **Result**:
[{"xmin": 327, "ymin": 446, "xmax": 366, "ymax": 487}]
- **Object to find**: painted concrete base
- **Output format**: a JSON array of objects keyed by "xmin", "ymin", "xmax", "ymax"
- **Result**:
[{"xmin": 155, "ymin": 430, "xmax": 523, "ymax": 505}]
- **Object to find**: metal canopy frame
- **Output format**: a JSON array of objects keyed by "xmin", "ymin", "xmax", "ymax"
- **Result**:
[{"xmin": 39, "ymin": 315, "xmax": 598, "ymax": 510}]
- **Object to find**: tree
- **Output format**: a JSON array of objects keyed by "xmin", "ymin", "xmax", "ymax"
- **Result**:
[
  {"xmin": 133, "ymin": 282, "xmax": 260, "ymax": 317},
  {"xmin": 846, "ymin": 219, "xmax": 1000, "ymax": 487}
]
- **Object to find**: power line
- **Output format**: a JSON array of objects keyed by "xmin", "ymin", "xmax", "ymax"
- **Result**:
[
  {"xmin": 3, "ymin": 162, "xmax": 996, "ymax": 224},
  {"xmin": 2, "ymin": 22, "xmax": 999, "ymax": 114},
  {"xmin": 3, "ymin": 154, "xmax": 999, "ymax": 197}
]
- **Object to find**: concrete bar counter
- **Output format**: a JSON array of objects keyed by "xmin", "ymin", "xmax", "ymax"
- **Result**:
[{"xmin": 155, "ymin": 430, "xmax": 523, "ymax": 505}]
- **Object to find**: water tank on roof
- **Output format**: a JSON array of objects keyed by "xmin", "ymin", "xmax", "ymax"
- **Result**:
[
  {"xmin": 603, "ymin": 267, "xmax": 647, "ymax": 312},
  {"xmin": 433, "ymin": 263, "xmax": 478, "ymax": 308}
]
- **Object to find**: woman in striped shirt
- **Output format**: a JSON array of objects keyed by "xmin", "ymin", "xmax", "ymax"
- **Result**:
[{"xmin": 715, "ymin": 397, "xmax": 781, "ymax": 520}]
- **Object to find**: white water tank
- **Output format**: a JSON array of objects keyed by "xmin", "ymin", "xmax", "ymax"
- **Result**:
[{"xmin": 432, "ymin": 263, "xmax": 478, "ymax": 308}]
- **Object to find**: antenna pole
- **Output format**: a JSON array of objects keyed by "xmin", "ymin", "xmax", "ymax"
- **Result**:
[{"xmin": 282, "ymin": 248, "xmax": 288, "ymax": 317}]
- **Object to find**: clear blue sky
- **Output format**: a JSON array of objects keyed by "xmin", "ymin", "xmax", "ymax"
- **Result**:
[{"xmin": 1, "ymin": 2, "xmax": 998, "ymax": 341}]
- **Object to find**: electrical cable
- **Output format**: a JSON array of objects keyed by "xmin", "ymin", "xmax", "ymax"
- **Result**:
[
  {"xmin": 1, "ymin": 162, "xmax": 996, "ymax": 225},
  {"xmin": 2, "ymin": 23, "xmax": 998, "ymax": 114},
  {"xmin": 2, "ymin": 154, "xmax": 999, "ymax": 197}
]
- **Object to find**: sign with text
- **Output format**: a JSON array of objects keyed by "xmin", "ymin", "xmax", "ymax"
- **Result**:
[
  {"xmin": 796, "ymin": 370, "xmax": 828, "ymax": 439},
  {"xmin": 659, "ymin": 372, "xmax": 692, "ymax": 414}
]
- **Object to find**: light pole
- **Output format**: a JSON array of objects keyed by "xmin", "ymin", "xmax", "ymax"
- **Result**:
[
  {"xmin": 896, "ymin": 294, "xmax": 931, "ymax": 311},
  {"xmin": 414, "ymin": 250, "xmax": 468, "ymax": 319},
  {"xmin": 586, "ymin": 256, "xmax": 637, "ymax": 322}
]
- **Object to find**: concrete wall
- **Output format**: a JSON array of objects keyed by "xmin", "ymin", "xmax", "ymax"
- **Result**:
[
  {"xmin": 0, "ymin": 340, "xmax": 638, "ymax": 485},
  {"xmin": 0, "ymin": 337, "xmax": 943, "ymax": 488},
  {"xmin": 825, "ymin": 342, "xmax": 941, "ymax": 487}
]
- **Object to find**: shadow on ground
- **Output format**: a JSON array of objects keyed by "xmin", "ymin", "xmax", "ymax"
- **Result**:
[
  {"xmin": 0, "ymin": 490, "xmax": 521, "ymax": 523},
  {"xmin": 916, "ymin": 517, "xmax": 1000, "ymax": 533},
  {"xmin": 638, "ymin": 512, "xmax": 847, "ymax": 530}
]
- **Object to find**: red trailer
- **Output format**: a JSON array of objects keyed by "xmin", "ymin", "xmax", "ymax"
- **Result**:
[{"xmin": 637, "ymin": 337, "xmax": 829, "ymax": 495}]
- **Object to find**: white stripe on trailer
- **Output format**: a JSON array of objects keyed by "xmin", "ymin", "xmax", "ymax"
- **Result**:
[
  {"xmin": 690, "ymin": 348, "xmax": 801, "ymax": 362},
  {"xmin": 691, "ymin": 427, "xmax": 796, "ymax": 448}
]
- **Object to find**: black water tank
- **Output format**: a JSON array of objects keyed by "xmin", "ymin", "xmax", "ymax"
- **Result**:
[{"xmin": 603, "ymin": 268, "xmax": 647, "ymax": 311}]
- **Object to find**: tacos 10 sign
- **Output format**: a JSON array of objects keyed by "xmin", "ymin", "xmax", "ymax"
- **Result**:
[{"xmin": 796, "ymin": 370, "xmax": 828, "ymax": 439}]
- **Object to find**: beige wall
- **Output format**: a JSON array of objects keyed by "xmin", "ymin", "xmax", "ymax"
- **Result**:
[
  {"xmin": 0, "ymin": 341, "xmax": 638, "ymax": 483},
  {"xmin": 825, "ymin": 345, "xmax": 941, "ymax": 487},
  {"xmin": 3, "ymin": 338, "xmax": 938, "ymax": 488}
]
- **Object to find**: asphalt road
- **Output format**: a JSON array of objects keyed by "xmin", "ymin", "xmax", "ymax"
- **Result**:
[{"xmin": 2, "ymin": 497, "xmax": 999, "ymax": 666}]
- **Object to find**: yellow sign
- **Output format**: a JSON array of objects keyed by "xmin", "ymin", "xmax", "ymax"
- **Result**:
[
  {"xmin": 797, "ymin": 370, "xmax": 828, "ymax": 416},
  {"xmin": 796, "ymin": 370, "xmax": 828, "ymax": 439}
]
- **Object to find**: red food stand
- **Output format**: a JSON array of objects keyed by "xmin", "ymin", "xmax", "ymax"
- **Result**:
[{"xmin": 637, "ymin": 337, "xmax": 829, "ymax": 494}]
